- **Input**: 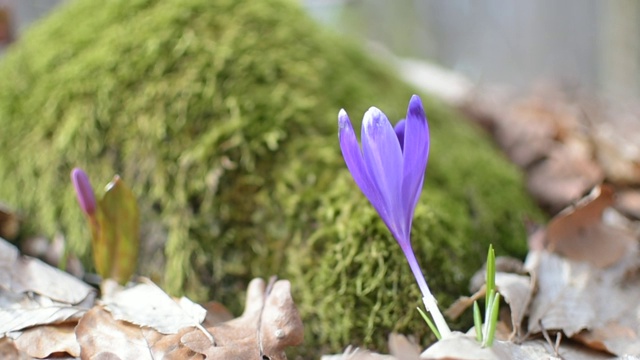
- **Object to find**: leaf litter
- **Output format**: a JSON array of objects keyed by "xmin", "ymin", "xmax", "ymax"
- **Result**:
[
  {"xmin": 0, "ymin": 238, "xmax": 303, "ymax": 359},
  {"xmin": 2, "ymin": 83, "xmax": 640, "ymax": 359}
]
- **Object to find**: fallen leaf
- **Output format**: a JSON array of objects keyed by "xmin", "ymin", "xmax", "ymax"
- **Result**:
[
  {"xmin": 419, "ymin": 331, "xmax": 613, "ymax": 360},
  {"xmin": 101, "ymin": 278, "xmax": 207, "ymax": 335},
  {"xmin": 142, "ymin": 327, "xmax": 204, "ymax": 360},
  {"xmin": 445, "ymin": 292, "xmax": 481, "ymax": 321},
  {"xmin": 591, "ymin": 111, "xmax": 640, "ymax": 185},
  {"xmin": 494, "ymin": 272, "xmax": 532, "ymax": 340},
  {"xmin": 615, "ymin": 189, "xmax": 640, "ymax": 220},
  {"xmin": 526, "ymin": 146, "xmax": 603, "ymax": 214},
  {"xmin": 1, "ymin": 238, "xmax": 94, "ymax": 305},
  {"xmin": 184, "ymin": 278, "xmax": 304, "ymax": 359},
  {"xmin": 10, "ymin": 255, "xmax": 94, "ymax": 305},
  {"xmin": 0, "ymin": 291, "xmax": 86, "ymax": 334},
  {"xmin": 0, "ymin": 337, "xmax": 30, "ymax": 360},
  {"xmin": 545, "ymin": 185, "xmax": 637, "ymax": 268},
  {"xmin": 200, "ymin": 301, "xmax": 234, "ymax": 327},
  {"xmin": 0, "ymin": 238, "xmax": 19, "ymax": 289},
  {"xmin": 526, "ymin": 250, "xmax": 640, "ymax": 355},
  {"xmin": 75, "ymin": 306, "xmax": 155, "ymax": 360},
  {"xmin": 13, "ymin": 323, "xmax": 80, "ymax": 358},
  {"xmin": 388, "ymin": 333, "xmax": 420, "ymax": 360}
]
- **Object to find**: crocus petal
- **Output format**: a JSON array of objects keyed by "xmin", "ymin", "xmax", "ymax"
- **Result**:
[
  {"xmin": 71, "ymin": 167, "xmax": 97, "ymax": 216},
  {"xmin": 394, "ymin": 119, "xmax": 406, "ymax": 151},
  {"xmin": 338, "ymin": 110, "xmax": 380, "ymax": 208},
  {"xmin": 361, "ymin": 107, "xmax": 405, "ymax": 242},
  {"xmin": 401, "ymin": 95, "xmax": 429, "ymax": 232}
]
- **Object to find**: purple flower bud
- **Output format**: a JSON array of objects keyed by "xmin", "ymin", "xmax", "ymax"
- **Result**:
[
  {"xmin": 338, "ymin": 94, "xmax": 431, "ymax": 297},
  {"xmin": 71, "ymin": 167, "xmax": 97, "ymax": 216}
]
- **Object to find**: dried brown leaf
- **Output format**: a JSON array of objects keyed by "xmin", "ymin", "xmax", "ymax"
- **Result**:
[
  {"xmin": 0, "ymin": 238, "xmax": 19, "ymax": 289},
  {"xmin": 142, "ymin": 327, "xmax": 203, "ymax": 360},
  {"xmin": 0, "ymin": 337, "xmax": 30, "ymax": 360},
  {"xmin": 200, "ymin": 301, "xmax": 234, "ymax": 327},
  {"xmin": 75, "ymin": 306, "xmax": 154, "ymax": 360},
  {"xmin": 527, "ymin": 147, "xmax": 603, "ymax": 214},
  {"xmin": 101, "ymin": 278, "xmax": 207, "ymax": 335},
  {"xmin": 445, "ymin": 292, "xmax": 481, "ymax": 321},
  {"xmin": 0, "ymin": 238, "xmax": 94, "ymax": 305},
  {"xmin": 13, "ymin": 323, "xmax": 80, "ymax": 358},
  {"xmin": 10, "ymin": 256, "xmax": 94, "ymax": 305},
  {"xmin": 545, "ymin": 185, "xmax": 636, "ymax": 268},
  {"xmin": 388, "ymin": 333, "xmax": 420, "ymax": 360},
  {"xmin": 592, "ymin": 115, "xmax": 640, "ymax": 185},
  {"xmin": 419, "ymin": 332, "xmax": 613, "ymax": 360},
  {"xmin": 185, "ymin": 278, "xmax": 303, "ymax": 359},
  {"xmin": 615, "ymin": 189, "xmax": 640, "ymax": 220},
  {"xmin": 0, "ymin": 291, "xmax": 86, "ymax": 334},
  {"xmin": 526, "ymin": 250, "xmax": 640, "ymax": 355},
  {"xmin": 494, "ymin": 272, "xmax": 532, "ymax": 339}
]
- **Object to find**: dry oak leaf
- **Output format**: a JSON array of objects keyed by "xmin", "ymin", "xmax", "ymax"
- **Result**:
[
  {"xmin": 526, "ymin": 250, "xmax": 640, "ymax": 356},
  {"xmin": 101, "ymin": 278, "xmax": 208, "ymax": 335},
  {"xmin": 0, "ymin": 237, "xmax": 94, "ymax": 305},
  {"xmin": 76, "ymin": 306, "xmax": 202, "ymax": 360},
  {"xmin": 0, "ymin": 337, "xmax": 31, "ymax": 360},
  {"xmin": 13, "ymin": 323, "xmax": 80, "ymax": 358},
  {"xmin": 545, "ymin": 185, "xmax": 637, "ymax": 268},
  {"xmin": 182, "ymin": 278, "xmax": 304, "ymax": 359}
]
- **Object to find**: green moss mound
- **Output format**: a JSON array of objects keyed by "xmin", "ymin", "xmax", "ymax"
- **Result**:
[{"xmin": 0, "ymin": 0, "xmax": 543, "ymax": 354}]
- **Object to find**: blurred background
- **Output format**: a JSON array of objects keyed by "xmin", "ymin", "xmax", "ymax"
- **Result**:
[{"xmin": 2, "ymin": 0, "xmax": 640, "ymax": 101}]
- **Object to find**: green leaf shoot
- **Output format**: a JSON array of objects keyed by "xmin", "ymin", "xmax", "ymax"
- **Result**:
[{"xmin": 417, "ymin": 306, "xmax": 441, "ymax": 340}]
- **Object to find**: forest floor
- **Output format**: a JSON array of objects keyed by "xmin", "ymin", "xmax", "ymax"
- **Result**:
[{"xmin": 1, "ymin": 71, "xmax": 640, "ymax": 359}]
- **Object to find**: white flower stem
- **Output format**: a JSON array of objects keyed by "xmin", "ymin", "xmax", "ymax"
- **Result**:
[
  {"xmin": 402, "ymin": 243, "xmax": 452, "ymax": 338},
  {"xmin": 422, "ymin": 294, "xmax": 451, "ymax": 339}
]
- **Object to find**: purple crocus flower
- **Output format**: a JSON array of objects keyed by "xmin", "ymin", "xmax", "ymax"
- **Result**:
[
  {"xmin": 338, "ymin": 95, "xmax": 451, "ymax": 337},
  {"xmin": 71, "ymin": 167, "xmax": 97, "ymax": 216}
]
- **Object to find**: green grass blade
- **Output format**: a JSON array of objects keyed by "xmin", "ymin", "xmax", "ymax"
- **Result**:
[
  {"xmin": 473, "ymin": 300, "xmax": 483, "ymax": 342},
  {"xmin": 485, "ymin": 244, "xmax": 496, "ymax": 310},
  {"xmin": 484, "ymin": 292, "xmax": 501, "ymax": 347},
  {"xmin": 483, "ymin": 289, "xmax": 495, "ymax": 336},
  {"xmin": 417, "ymin": 307, "xmax": 441, "ymax": 340}
]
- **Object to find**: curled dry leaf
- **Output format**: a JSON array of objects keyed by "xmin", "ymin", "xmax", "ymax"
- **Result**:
[
  {"xmin": 0, "ymin": 238, "xmax": 94, "ymax": 305},
  {"xmin": 591, "ymin": 106, "xmax": 640, "ymax": 185},
  {"xmin": 76, "ymin": 306, "xmax": 160, "ymax": 360},
  {"xmin": 101, "ymin": 278, "xmax": 207, "ymax": 335},
  {"xmin": 615, "ymin": 189, "xmax": 640, "ymax": 220},
  {"xmin": 0, "ymin": 291, "xmax": 87, "ymax": 335},
  {"xmin": 526, "ymin": 146, "xmax": 603, "ymax": 214},
  {"xmin": 526, "ymin": 250, "xmax": 640, "ymax": 355},
  {"xmin": 182, "ymin": 278, "xmax": 304, "ymax": 359},
  {"xmin": 13, "ymin": 323, "xmax": 80, "ymax": 358},
  {"xmin": 493, "ymin": 273, "xmax": 532, "ymax": 340},
  {"xmin": 0, "ymin": 337, "xmax": 30, "ymax": 360},
  {"xmin": 200, "ymin": 301, "xmax": 234, "ymax": 327},
  {"xmin": 545, "ymin": 185, "xmax": 637, "ymax": 268}
]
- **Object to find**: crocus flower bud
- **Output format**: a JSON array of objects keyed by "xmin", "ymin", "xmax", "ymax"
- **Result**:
[{"xmin": 71, "ymin": 167, "xmax": 96, "ymax": 216}]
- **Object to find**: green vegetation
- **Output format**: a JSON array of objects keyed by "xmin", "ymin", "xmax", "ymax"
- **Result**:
[{"xmin": 0, "ymin": 0, "xmax": 542, "ymax": 354}]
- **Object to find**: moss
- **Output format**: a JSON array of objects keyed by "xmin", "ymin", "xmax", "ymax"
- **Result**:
[{"xmin": 0, "ymin": 0, "xmax": 543, "ymax": 355}]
